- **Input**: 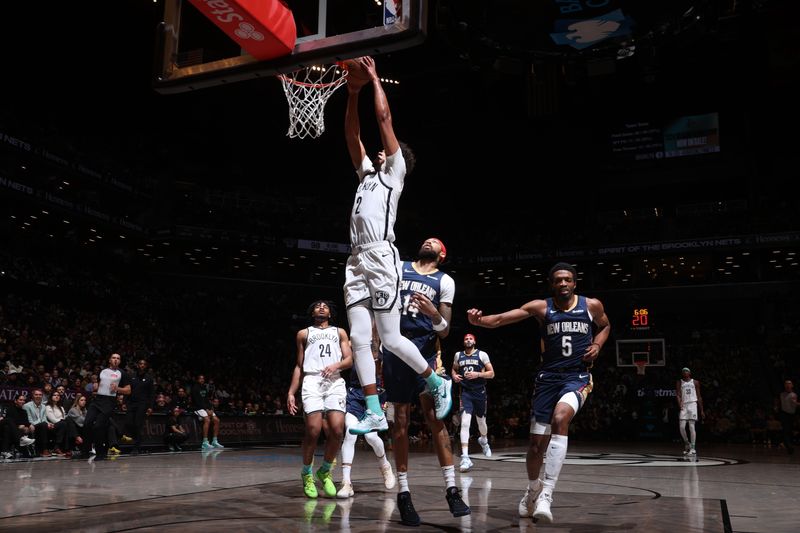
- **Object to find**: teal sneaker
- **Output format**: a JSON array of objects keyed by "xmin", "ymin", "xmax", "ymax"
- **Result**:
[
  {"xmin": 431, "ymin": 378, "xmax": 453, "ymax": 419},
  {"xmin": 348, "ymin": 409, "xmax": 388, "ymax": 435}
]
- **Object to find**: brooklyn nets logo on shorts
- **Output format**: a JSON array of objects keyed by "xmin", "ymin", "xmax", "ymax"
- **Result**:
[{"xmin": 376, "ymin": 291, "xmax": 389, "ymax": 306}]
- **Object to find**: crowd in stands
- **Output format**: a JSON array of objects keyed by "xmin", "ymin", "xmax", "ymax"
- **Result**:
[{"xmin": 2, "ymin": 241, "xmax": 799, "ymax": 460}]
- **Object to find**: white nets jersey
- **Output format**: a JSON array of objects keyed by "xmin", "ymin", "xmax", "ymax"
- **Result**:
[
  {"xmin": 349, "ymin": 150, "xmax": 406, "ymax": 247},
  {"xmin": 303, "ymin": 326, "xmax": 344, "ymax": 375},
  {"xmin": 681, "ymin": 379, "xmax": 698, "ymax": 404}
]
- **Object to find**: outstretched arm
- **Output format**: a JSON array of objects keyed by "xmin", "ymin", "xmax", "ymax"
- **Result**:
[
  {"xmin": 359, "ymin": 56, "xmax": 400, "ymax": 156},
  {"xmin": 344, "ymin": 84, "xmax": 367, "ymax": 170},
  {"xmin": 467, "ymin": 299, "xmax": 546, "ymax": 328}
]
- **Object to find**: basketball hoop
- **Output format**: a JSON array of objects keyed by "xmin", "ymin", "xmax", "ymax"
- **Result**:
[
  {"xmin": 635, "ymin": 361, "xmax": 647, "ymax": 376},
  {"xmin": 277, "ymin": 64, "xmax": 348, "ymax": 139}
]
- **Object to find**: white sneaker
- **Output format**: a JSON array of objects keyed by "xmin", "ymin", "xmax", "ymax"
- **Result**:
[
  {"xmin": 89, "ymin": 446, "xmax": 96, "ymax": 456},
  {"xmin": 1, "ymin": 451, "xmax": 13, "ymax": 460},
  {"xmin": 459, "ymin": 455, "xmax": 473, "ymax": 473},
  {"xmin": 19, "ymin": 436, "xmax": 35, "ymax": 446},
  {"xmin": 688, "ymin": 448, "xmax": 697, "ymax": 456},
  {"xmin": 479, "ymin": 436, "xmax": 492, "ymax": 457},
  {"xmin": 518, "ymin": 481, "xmax": 542, "ymax": 517},
  {"xmin": 348, "ymin": 409, "xmax": 388, "ymax": 435},
  {"xmin": 533, "ymin": 491, "xmax": 553, "ymax": 523},
  {"xmin": 337, "ymin": 481, "xmax": 354, "ymax": 499},
  {"xmin": 431, "ymin": 378, "xmax": 453, "ymax": 420},
  {"xmin": 380, "ymin": 462, "xmax": 396, "ymax": 490}
]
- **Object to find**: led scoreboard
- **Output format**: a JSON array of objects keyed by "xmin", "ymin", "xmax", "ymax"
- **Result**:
[{"xmin": 631, "ymin": 308, "xmax": 650, "ymax": 330}]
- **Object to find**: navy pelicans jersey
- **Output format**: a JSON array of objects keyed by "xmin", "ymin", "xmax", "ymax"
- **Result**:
[
  {"xmin": 540, "ymin": 296, "xmax": 593, "ymax": 371},
  {"xmin": 455, "ymin": 350, "xmax": 490, "ymax": 391},
  {"xmin": 399, "ymin": 261, "xmax": 455, "ymax": 356},
  {"xmin": 303, "ymin": 326, "xmax": 343, "ymax": 375},
  {"xmin": 349, "ymin": 150, "xmax": 406, "ymax": 247}
]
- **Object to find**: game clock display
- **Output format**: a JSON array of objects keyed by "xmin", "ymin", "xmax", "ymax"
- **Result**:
[{"xmin": 631, "ymin": 308, "xmax": 650, "ymax": 330}]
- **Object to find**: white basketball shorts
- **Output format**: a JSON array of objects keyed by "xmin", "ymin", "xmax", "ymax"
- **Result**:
[
  {"xmin": 344, "ymin": 241, "xmax": 401, "ymax": 311},
  {"xmin": 302, "ymin": 374, "xmax": 347, "ymax": 414},
  {"xmin": 680, "ymin": 402, "xmax": 698, "ymax": 421}
]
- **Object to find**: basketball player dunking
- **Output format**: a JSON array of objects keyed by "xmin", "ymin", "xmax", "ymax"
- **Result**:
[
  {"xmin": 467, "ymin": 262, "xmax": 610, "ymax": 524},
  {"xmin": 342, "ymin": 56, "xmax": 452, "ymax": 436}
]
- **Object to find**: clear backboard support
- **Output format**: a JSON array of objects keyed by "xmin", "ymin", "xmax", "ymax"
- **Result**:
[{"xmin": 154, "ymin": 0, "xmax": 427, "ymax": 94}]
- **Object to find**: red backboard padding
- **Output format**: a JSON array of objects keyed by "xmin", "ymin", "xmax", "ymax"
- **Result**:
[{"xmin": 188, "ymin": 0, "xmax": 296, "ymax": 61}]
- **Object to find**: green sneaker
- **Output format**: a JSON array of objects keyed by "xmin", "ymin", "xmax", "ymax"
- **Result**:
[
  {"xmin": 302, "ymin": 473, "xmax": 318, "ymax": 498},
  {"xmin": 316, "ymin": 468, "xmax": 337, "ymax": 497}
]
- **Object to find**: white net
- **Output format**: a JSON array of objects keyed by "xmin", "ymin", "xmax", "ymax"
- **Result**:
[{"xmin": 278, "ymin": 64, "xmax": 348, "ymax": 139}]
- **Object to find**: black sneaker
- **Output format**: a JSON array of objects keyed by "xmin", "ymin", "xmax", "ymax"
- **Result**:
[
  {"xmin": 397, "ymin": 491, "xmax": 421, "ymax": 526},
  {"xmin": 446, "ymin": 486, "xmax": 471, "ymax": 517}
]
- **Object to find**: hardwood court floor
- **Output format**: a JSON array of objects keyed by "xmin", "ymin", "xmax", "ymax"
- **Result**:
[{"xmin": 0, "ymin": 441, "xmax": 797, "ymax": 532}]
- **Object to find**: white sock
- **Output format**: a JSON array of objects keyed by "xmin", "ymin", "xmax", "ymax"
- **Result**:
[
  {"xmin": 542, "ymin": 434, "xmax": 568, "ymax": 492},
  {"xmin": 442, "ymin": 465, "xmax": 456, "ymax": 489},
  {"xmin": 342, "ymin": 464, "xmax": 352, "ymax": 483},
  {"xmin": 398, "ymin": 471, "xmax": 409, "ymax": 493},
  {"xmin": 688, "ymin": 420, "xmax": 696, "ymax": 446},
  {"xmin": 478, "ymin": 435, "xmax": 488, "ymax": 445}
]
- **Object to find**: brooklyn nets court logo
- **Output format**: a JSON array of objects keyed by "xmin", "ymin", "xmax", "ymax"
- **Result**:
[{"xmin": 480, "ymin": 452, "xmax": 740, "ymax": 468}]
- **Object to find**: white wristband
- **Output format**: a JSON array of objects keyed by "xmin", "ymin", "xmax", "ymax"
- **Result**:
[{"xmin": 432, "ymin": 317, "xmax": 448, "ymax": 332}]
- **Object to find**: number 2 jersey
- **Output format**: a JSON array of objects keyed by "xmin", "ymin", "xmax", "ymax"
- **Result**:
[
  {"xmin": 540, "ymin": 296, "xmax": 594, "ymax": 372},
  {"xmin": 399, "ymin": 261, "xmax": 455, "ymax": 356},
  {"xmin": 303, "ymin": 326, "xmax": 344, "ymax": 376}
]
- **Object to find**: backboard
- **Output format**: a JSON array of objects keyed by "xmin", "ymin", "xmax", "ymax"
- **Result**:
[
  {"xmin": 616, "ymin": 338, "xmax": 666, "ymax": 368},
  {"xmin": 154, "ymin": 0, "xmax": 427, "ymax": 94}
]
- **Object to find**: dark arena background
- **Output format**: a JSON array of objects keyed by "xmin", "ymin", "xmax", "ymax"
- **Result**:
[{"xmin": 1, "ymin": 1, "xmax": 799, "ymax": 532}]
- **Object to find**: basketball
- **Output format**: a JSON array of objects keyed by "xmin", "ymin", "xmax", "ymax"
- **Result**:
[{"xmin": 342, "ymin": 59, "xmax": 370, "ymax": 87}]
